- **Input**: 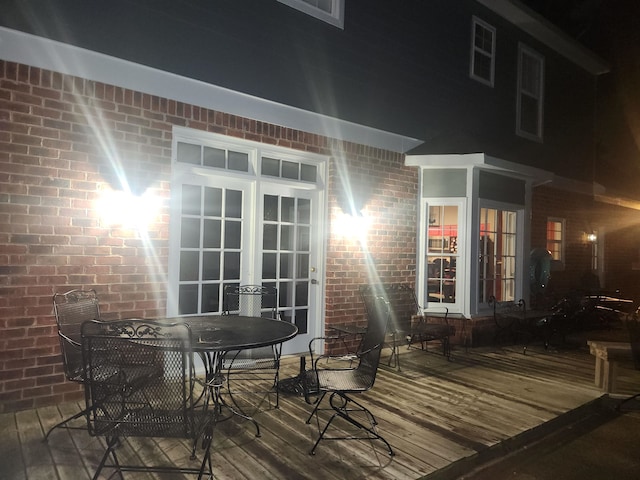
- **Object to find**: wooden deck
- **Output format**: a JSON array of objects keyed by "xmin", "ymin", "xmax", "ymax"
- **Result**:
[{"xmin": 2, "ymin": 341, "xmax": 639, "ymax": 480}]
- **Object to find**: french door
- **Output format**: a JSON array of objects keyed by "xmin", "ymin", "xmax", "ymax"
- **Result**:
[{"xmin": 167, "ymin": 130, "xmax": 325, "ymax": 356}]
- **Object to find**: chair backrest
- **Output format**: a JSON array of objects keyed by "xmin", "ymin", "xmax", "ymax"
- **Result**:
[
  {"xmin": 53, "ymin": 289, "xmax": 101, "ymax": 381},
  {"xmin": 356, "ymin": 295, "xmax": 392, "ymax": 385},
  {"xmin": 81, "ymin": 319, "xmax": 196, "ymax": 439},
  {"xmin": 223, "ymin": 284, "xmax": 278, "ymax": 319},
  {"xmin": 360, "ymin": 283, "xmax": 419, "ymax": 335}
]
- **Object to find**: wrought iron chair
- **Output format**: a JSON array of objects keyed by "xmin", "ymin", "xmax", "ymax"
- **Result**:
[
  {"xmin": 81, "ymin": 319, "xmax": 215, "ymax": 479},
  {"xmin": 618, "ymin": 313, "xmax": 640, "ymax": 411},
  {"xmin": 304, "ymin": 295, "xmax": 394, "ymax": 456},
  {"xmin": 44, "ymin": 289, "xmax": 101, "ymax": 441},
  {"xmin": 222, "ymin": 284, "xmax": 283, "ymax": 412}
]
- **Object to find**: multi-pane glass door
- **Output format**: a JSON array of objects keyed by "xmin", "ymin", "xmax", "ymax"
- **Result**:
[
  {"xmin": 478, "ymin": 207, "xmax": 517, "ymax": 303},
  {"xmin": 168, "ymin": 130, "xmax": 325, "ymax": 357}
]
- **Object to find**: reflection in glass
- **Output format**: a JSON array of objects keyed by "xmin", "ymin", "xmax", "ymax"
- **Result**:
[
  {"xmin": 281, "ymin": 197, "xmax": 295, "ymax": 222},
  {"xmin": 298, "ymin": 198, "xmax": 311, "ymax": 223},
  {"xmin": 280, "ymin": 253, "xmax": 293, "ymax": 279}
]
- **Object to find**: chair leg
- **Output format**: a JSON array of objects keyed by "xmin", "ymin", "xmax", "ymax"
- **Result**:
[
  {"xmin": 308, "ymin": 392, "xmax": 394, "ymax": 457},
  {"xmin": 92, "ymin": 436, "xmax": 123, "ymax": 480},
  {"xmin": 305, "ymin": 392, "xmax": 327, "ymax": 424},
  {"xmin": 42, "ymin": 407, "xmax": 88, "ymax": 441}
]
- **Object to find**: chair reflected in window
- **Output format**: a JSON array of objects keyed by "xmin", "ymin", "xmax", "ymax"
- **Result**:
[
  {"xmin": 223, "ymin": 284, "xmax": 283, "ymax": 414},
  {"xmin": 304, "ymin": 295, "xmax": 394, "ymax": 456},
  {"xmin": 81, "ymin": 319, "xmax": 214, "ymax": 479},
  {"xmin": 44, "ymin": 289, "xmax": 101, "ymax": 441}
]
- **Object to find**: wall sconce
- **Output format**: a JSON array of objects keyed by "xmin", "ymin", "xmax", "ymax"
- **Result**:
[{"xmin": 586, "ymin": 233, "xmax": 597, "ymax": 243}]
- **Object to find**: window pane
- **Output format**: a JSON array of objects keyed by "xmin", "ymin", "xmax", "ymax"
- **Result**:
[
  {"xmin": 426, "ymin": 205, "xmax": 458, "ymax": 304},
  {"xmin": 224, "ymin": 220, "xmax": 242, "ymax": 249},
  {"xmin": 179, "ymin": 251, "xmax": 199, "ymax": 281},
  {"xmin": 203, "ymin": 252, "xmax": 220, "ymax": 280},
  {"xmin": 203, "ymin": 219, "xmax": 221, "ymax": 248},
  {"xmin": 178, "ymin": 284, "xmax": 198, "ymax": 315},
  {"xmin": 301, "ymin": 164, "xmax": 317, "ymax": 182},
  {"xmin": 181, "ymin": 217, "xmax": 200, "ymax": 248},
  {"xmin": 203, "ymin": 187, "xmax": 222, "ymax": 217},
  {"xmin": 203, "ymin": 147, "xmax": 225, "ymax": 168},
  {"xmin": 264, "ymin": 195, "xmax": 278, "ymax": 221},
  {"xmin": 282, "ymin": 160, "xmax": 299, "ymax": 179},
  {"xmin": 177, "ymin": 142, "xmax": 201, "ymax": 165},
  {"xmin": 262, "ymin": 157, "xmax": 280, "ymax": 177},
  {"xmin": 223, "ymin": 252, "xmax": 241, "ymax": 280},
  {"xmin": 228, "ymin": 151, "xmax": 249, "ymax": 172},
  {"xmin": 182, "ymin": 184, "xmax": 201, "ymax": 216},
  {"xmin": 201, "ymin": 284, "xmax": 220, "ymax": 313},
  {"xmin": 225, "ymin": 190, "xmax": 243, "ymax": 218},
  {"xmin": 263, "ymin": 224, "xmax": 277, "ymax": 250}
]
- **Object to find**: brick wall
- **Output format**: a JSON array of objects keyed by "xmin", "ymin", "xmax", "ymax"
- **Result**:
[
  {"xmin": 531, "ymin": 185, "xmax": 640, "ymax": 305},
  {"xmin": 0, "ymin": 60, "xmax": 418, "ymax": 412}
]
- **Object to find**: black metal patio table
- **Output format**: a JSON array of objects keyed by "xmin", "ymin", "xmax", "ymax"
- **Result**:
[{"xmin": 161, "ymin": 315, "xmax": 298, "ymax": 437}]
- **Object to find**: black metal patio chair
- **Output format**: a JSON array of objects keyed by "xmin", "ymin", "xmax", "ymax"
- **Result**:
[
  {"xmin": 223, "ymin": 284, "xmax": 283, "ymax": 412},
  {"xmin": 44, "ymin": 289, "xmax": 101, "ymax": 441},
  {"xmin": 81, "ymin": 319, "xmax": 215, "ymax": 479},
  {"xmin": 304, "ymin": 295, "xmax": 394, "ymax": 456}
]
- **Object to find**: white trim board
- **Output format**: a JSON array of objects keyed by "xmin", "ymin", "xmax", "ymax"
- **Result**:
[{"xmin": 0, "ymin": 27, "xmax": 422, "ymax": 154}]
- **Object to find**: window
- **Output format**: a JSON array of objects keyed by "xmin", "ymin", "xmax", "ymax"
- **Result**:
[
  {"xmin": 516, "ymin": 44, "xmax": 544, "ymax": 141},
  {"xmin": 278, "ymin": 0, "xmax": 345, "ymax": 28},
  {"xmin": 470, "ymin": 17, "xmax": 495, "ymax": 87},
  {"xmin": 478, "ymin": 207, "xmax": 517, "ymax": 303},
  {"xmin": 546, "ymin": 218, "xmax": 564, "ymax": 262},
  {"xmin": 426, "ymin": 205, "xmax": 459, "ymax": 305}
]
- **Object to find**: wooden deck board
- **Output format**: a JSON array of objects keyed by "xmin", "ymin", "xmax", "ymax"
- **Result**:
[{"xmin": 3, "ymin": 343, "xmax": 639, "ymax": 480}]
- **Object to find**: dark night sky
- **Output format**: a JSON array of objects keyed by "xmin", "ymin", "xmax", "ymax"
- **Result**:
[{"xmin": 522, "ymin": 0, "xmax": 640, "ymax": 199}]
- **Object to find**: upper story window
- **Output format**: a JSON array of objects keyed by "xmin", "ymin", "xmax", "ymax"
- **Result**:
[
  {"xmin": 278, "ymin": 0, "xmax": 345, "ymax": 29},
  {"xmin": 516, "ymin": 43, "xmax": 545, "ymax": 141},
  {"xmin": 546, "ymin": 218, "xmax": 565, "ymax": 262},
  {"xmin": 470, "ymin": 17, "xmax": 495, "ymax": 87}
]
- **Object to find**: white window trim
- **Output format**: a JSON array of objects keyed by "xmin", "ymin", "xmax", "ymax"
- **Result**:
[
  {"xmin": 470, "ymin": 16, "xmax": 496, "ymax": 87},
  {"xmin": 278, "ymin": 0, "xmax": 345, "ymax": 29},
  {"xmin": 516, "ymin": 43, "xmax": 545, "ymax": 142},
  {"xmin": 417, "ymin": 198, "xmax": 466, "ymax": 315}
]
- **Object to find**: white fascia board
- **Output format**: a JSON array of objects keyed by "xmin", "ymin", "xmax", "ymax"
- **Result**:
[
  {"xmin": 475, "ymin": 0, "xmax": 609, "ymax": 75},
  {"xmin": 405, "ymin": 152, "xmax": 553, "ymax": 183},
  {"xmin": 0, "ymin": 27, "xmax": 422, "ymax": 154}
]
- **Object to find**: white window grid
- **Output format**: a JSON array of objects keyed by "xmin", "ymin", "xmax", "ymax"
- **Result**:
[
  {"xmin": 470, "ymin": 16, "xmax": 496, "ymax": 87},
  {"xmin": 278, "ymin": 0, "xmax": 345, "ymax": 29}
]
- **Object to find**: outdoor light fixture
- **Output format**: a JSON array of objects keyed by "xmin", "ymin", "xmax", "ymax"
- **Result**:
[
  {"xmin": 97, "ymin": 188, "xmax": 161, "ymax": 230},
  {"xmin": 586, "ymin": 233, "xmax": 597, "ymax": 242}
]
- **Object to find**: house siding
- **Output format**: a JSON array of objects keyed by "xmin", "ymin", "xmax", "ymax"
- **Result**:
[{"xmin": 0, "ymin": 60, "xmax": 418, "ymax": 413}]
